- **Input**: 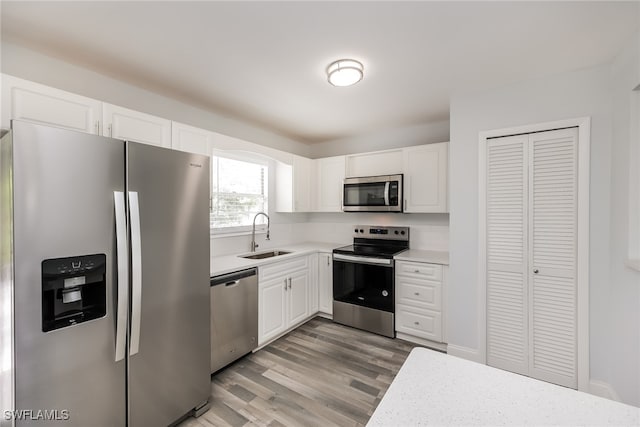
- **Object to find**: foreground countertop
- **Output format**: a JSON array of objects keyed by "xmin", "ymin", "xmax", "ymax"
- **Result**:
[
  {"xmin": 367, "ymin": 347, "xmax": 639, "ymax": 426},
  {"xmin": 394, "ymin": 249, "xmax": 449, "ymax": 265},
  {"xmin": 211, "ymin": 241, "xmax": 342, "ymax": 276}
]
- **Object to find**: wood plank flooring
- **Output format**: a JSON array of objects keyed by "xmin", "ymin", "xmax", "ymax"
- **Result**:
[{"xmin": 178, "ymin": 317, "xmax": 416, "ymax": 427}]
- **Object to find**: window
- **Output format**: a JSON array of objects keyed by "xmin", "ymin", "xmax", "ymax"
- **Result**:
[{"xmin": 211, "ymin": 154, "xmax": 268, "ymax": 234}]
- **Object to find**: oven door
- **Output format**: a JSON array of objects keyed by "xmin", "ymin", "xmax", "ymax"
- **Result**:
[
  {"xmin": 343, "ymin": 175, "xmax": 403, "ymax": 212},
  {"xmin": 332, "ymin": 253, "xmax": 394, "ymax": 312}
]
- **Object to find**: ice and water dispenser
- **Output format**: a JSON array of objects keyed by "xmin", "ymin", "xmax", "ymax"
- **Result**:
[{"xmin": 41, "ymin": 254, "xmax": 107, "ymax": 332}]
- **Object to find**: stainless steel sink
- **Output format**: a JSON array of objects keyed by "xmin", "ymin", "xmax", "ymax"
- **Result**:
[{"xmin": 239, "ymin": 250, "xmax": 291, "ymax": 260}]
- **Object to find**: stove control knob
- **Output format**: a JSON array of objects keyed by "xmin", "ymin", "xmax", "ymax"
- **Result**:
[
  {"xmin": 360, "ymin": 229, "xmax": 364, "ymax": 233},
  {"xmin": 354, "ymin": 229, "xmax": 359, "ymax": 233},
  {"xmin": 400, "ymin": 231, "xmax": 406, "ymax": 235},
  {"xmin": 394, "ymin": 230, "xmax": 399, "ymax": 235}
]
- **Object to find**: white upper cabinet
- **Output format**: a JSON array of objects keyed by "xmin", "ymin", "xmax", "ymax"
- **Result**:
[
  {"xmin": 2, "ymin": 74, "xmax": 102, "ymax": 134},
  {"xmin": 293, "ymin": 155, "xmax": 312, "ymax": 212},
  {"xmin": 313, "ymin": 156, "xmax": 345, "ymax": 212},
  {"xmin": 345, "ymin": 149, "xmax": 403, "ymax": 178},
  {"xmin": 171, "ymin": 121, "xmax": 213, "ymax": 156},
  {"xmin": 403, "ymin": 142, "xmax": 449, "ymax": 213},
  {"xmin": 103, "ymin": 103, "xmax": 171, "ymax": 148},
  {"xmin": 275, "ymin": 155, "xmax": 312, "ymax": 212}
]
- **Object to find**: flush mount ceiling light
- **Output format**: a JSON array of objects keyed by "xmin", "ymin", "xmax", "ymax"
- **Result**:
[{"xmin": 326, "ymin": 59, "xmax": 364, "ymax": 87}]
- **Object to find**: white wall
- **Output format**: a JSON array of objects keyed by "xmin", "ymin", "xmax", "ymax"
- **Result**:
[
  {"xmin": 608, "ymin": 32, "xmax": 640, "ymax": 405},
  {"xmin": 308, "ymin": 120, "xmax": 450, "ymax": 158},
  {"xmin": 0, "ymin": 41, "xmax": 310, "ymax": 157},
  {"xmin": 450, "ymin": 42, "xmax": 639, "ymax": 405}
]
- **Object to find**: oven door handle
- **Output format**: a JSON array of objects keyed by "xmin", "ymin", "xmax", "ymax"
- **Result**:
[
  {"xmin": 383, "ymin": 181, "xmax": 390, "ymax": 206},
  {"xmin": 333, "ymin": 253, "xmax": 393, "ymax": 267}
]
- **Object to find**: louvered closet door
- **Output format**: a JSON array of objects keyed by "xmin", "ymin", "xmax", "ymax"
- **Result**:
[
  {"xmin": 528, "ymin": 128, "xmax": 578, "ymax": 389},
  {"xmin": 486, "ymin": 135, "xmax": 529, "ymax": 376}
]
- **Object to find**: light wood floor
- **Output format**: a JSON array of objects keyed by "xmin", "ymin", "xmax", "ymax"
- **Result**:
[{"xmin": 178, "ymin": 317, "xmax": 416, "ymax": 427}]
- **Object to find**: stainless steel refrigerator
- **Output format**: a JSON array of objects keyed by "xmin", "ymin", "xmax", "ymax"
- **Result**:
[{"xmin": 0, "ymin": 120, "xmax": 211, "ymax": 426}]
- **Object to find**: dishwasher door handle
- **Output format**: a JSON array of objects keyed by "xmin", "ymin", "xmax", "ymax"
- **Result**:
[{"xmin": 225, "ymin": 280, "xmax": 240, "ymax": 287}]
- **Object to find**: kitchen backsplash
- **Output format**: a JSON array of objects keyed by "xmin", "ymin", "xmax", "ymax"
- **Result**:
[{"xmin": 211, "ymin": 213, "xmax": 449, "ymax": 259}]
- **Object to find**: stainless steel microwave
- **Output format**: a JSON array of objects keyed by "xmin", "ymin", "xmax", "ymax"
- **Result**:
[{"xmin": 342, "ymin": 174, "xmax": 403, "ymax": 212}]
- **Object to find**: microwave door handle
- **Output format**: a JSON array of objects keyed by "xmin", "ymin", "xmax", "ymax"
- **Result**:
[{"xmin": 384, "ymin": 181, "xmax": 390, "ymax": 206}]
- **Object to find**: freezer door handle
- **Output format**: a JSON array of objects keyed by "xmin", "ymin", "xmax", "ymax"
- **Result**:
[
  {"xmin": 129, "ymin": 191, "xmax": 143, "ymax": 356},
  {"xmin": 114, "ymin": 191, "xmax": 129, "ymax": 362}
]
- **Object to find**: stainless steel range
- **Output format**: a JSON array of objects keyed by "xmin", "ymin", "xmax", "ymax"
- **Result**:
[{"xmin": 332, "ymin": 225, "xmax": 409, "ymax": 338}]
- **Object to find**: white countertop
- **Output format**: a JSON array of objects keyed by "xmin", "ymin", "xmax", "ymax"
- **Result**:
[
  {"xmin": 394, "ymin": 249, "xmax": 449, "ymax": 265},
  {"xmin": 211, "ymin": 241, "xmax": 341, "ymax": 276},
  {"xmin": 367, "ymin": 347, "xmax": 639, "ymax": 426}
]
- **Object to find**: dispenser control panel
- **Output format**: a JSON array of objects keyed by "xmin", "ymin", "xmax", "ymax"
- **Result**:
[{"xmin": 42, "ymin": 254, "xmax": 107, "ymax": 332}]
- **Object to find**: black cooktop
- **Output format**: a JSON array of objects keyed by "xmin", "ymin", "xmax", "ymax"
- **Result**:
[
  {"xmin": 333, "ymin": 243, "xmax": 408, "ymax": 259},
  {"xmin": 333, "ymin": 225, "xmax": 410, "ymax": 259}
]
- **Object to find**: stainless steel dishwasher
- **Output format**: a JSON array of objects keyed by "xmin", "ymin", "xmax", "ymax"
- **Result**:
[{"xmin": 210, "ymin": 268, "xmax": 258, "ymax": 373}]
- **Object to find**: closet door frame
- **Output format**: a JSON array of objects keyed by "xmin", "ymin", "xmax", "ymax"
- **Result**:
[{"xmin": 478, "ymin": 117, "xmax": 590, "ymax": 393}]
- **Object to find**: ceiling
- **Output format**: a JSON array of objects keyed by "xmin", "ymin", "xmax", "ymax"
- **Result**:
[{"xmin": 1, "ymin": 1, "xmax": 638, "ymax": 144}]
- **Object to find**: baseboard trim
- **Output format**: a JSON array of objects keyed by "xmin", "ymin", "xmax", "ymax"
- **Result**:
[
  {"xmin": 446, "ymin": 344, "xmax": 484, "ymax": 364},
  {"xmin": 589, "ymin": 380, "xmax": 622, "ymax": 402},
  {"xmin": 395, "ymin": 333, "xmax": 447, "ymax": 352}
]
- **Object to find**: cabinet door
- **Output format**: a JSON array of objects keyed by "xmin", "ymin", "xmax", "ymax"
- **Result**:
[
  {"xmin": 315, "ymin": 156, "xmax": 345, "ymax": 212},
  {"xmin": 308, "ymin": 254, "xmax": 319, "ymax": 314},
  {"xmin": 345, "ymin": 149, "xmax": 403, "ymax": 177},
  {"xmin": 293, "ymin": 155, "xmax": 312, "ymax": 212},
  {"xmin": 258, "ymin": 276, "xmax": 287, "ymax": 345},
  {"xmin": 171, "ymin": 121, "xmax": 213, "ymax": 156},
  {"xmin": 396, "ymin": 305, "xmax": 442, "ymax": 342},
  {"xmin": 287, "ymin": 270, "xmax": 309, "ymax": 326},
  {"xmin": 403, "ymin": 142, "xmax": 448, "ymax": 213},
  {"xmin": 2, "ymin": 74, "xmax": 102, "ymax": 134},
  {"xmin": 318, "ymin": 253, "xmax": 333, "ymax": 314},
  {"xmin": 103, "ymin": 103, "xmax": 171, "ymax": 148},
  {"xmin": 396, "ymin": 276, "xmax": 442, "ymax": 311}
]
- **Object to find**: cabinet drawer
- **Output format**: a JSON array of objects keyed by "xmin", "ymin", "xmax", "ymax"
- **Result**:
[
  {"xmin": 396, "ymin": 277, "xmax": 442, "ymax": 311},
  {"xmin": 259, "ymin": 256, "xmax": 308, "ymax": 281},
  {"xmin": 395, "ymin": 304, "xmax": 442, "ymax": 342},
  {"xmin": 396, "ymin": 261, "xmax": 442, "ymax": 281}
]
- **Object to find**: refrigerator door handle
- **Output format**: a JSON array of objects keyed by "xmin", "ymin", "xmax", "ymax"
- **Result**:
[
  {"xmin": 129, "ymin": 191, "xmax": 143, "ymax": 356},
  {"xmin": 114, "ymin": 191, "xmax": 129, "ymax": 362}
]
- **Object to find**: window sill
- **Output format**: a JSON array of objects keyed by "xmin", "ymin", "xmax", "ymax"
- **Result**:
[
  {"xmin": 625, "ymin": 258, "xmax": 640, "ymax": 272},
  {"xmin": 210, "ymin": 229, "xmax": 267, "ymax": 239}
]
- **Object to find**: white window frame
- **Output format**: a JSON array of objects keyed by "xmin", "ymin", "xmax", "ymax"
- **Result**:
[{"xmin": 210, "ymin": 150, "xmax": 269, "ymax": 237}]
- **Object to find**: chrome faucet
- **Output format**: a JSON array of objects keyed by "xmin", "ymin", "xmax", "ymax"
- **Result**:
[{"xmin": 251, "ymin": 212, "xmax": 270, "ymax": 252}]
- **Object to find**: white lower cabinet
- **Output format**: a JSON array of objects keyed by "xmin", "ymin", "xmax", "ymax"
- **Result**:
[
  {"xmin": 258, "ymin": 276, "xmax": 287, "ymax": 344},
  {"xmin": 287, "ymin": 269, "xmax": 309, "ymax": 325},
  {"xmin": 258, "ymin": 255, "xmax": 312, "ymax": 346},
  {"xmin": 395, "ymin": 260, "xmax": 446, "ymax": 345},
  {"xmin": 318, "ymin": 252, "xmax": 333, "ymax": 315}
]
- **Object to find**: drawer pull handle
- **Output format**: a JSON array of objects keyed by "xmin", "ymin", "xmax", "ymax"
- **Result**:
[
  {"xmin": 414, "ymin": 292, "xmax": 420, "ymax": 296},
  {"xmin": 414, "ymin": 269, "xmax": 421, "ymax": 273},
  {"xmin": 414, "ymin": 321, "xmax": 420, "ymax": 325}
]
